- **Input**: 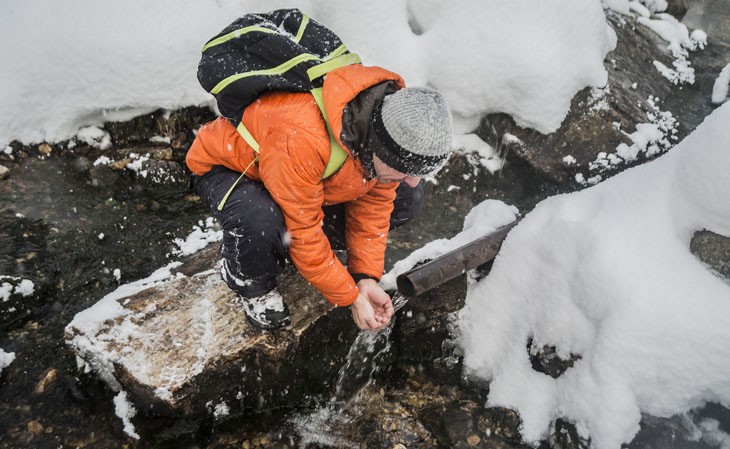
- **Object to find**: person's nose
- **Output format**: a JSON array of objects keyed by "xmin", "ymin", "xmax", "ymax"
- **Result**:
[{"xmin": 403, "ymin": 176, "xmax": 421, "ymax": 187}]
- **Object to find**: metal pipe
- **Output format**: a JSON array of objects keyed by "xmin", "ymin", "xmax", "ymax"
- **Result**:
[{"xmin": 395, "ymin": 220, "xmax": 518, "ymax": 297}]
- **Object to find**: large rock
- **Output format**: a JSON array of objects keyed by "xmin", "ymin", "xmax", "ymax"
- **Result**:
[
  {"xmin": 478, "ymin": 13, "xmax": 688, "ymax": 185},
  {"xmin": 65, "ymin": 244, "xmax": 359, "ymax": 419}
]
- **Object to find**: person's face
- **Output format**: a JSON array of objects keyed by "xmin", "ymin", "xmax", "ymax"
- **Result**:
[{"xmin": 372, "ymin": 154, "xmax": 421, "ymax": 187}]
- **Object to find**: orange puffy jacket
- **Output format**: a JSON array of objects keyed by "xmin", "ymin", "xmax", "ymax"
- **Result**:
[{"xmin": 186, "ymin": 64, "xmax": 406, "ymax": 306}]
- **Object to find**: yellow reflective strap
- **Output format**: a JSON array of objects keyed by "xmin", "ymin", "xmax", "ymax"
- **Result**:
[
  {"xmin": 322, "ymin": 133, "xmax": 349, "ymax": 179},
  {"xmin": 324, "ymin": 44, "xmax": 348, "ymax": 61},
  {"xmin": 294, "ymin": 14, "xmax": 309, "ymax": 43},
  {"xmin": 310, "ymin": 88, "xmax": 348, "ymax": 179},
  {"xmin": 202, "ymin": 26, "xmax": 277, "ymax": 52},
  {"xmin": 217, "ymin": 156, "xmax": 259, "ymax": 211},
  {"xmin": 218, "ymin": 121, "xmax": 261, "ymax": 210},
  {"xmin": 236, "ymin": 122, "xmax": 260, "ymax": 153},
  {"xmin": 211, "ymin": 53, "xmax": 321, "ymax": 94},
  {"xmin": 306, "ymin": 53, "xmax": 361, "ymax": 81}
]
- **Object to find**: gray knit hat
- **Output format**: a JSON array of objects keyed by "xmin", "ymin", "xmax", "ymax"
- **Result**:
[{"xmin": 371, "ymin": 87, "xmax": 453, "ymax": 177}]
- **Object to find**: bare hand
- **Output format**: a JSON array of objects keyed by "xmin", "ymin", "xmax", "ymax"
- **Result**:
[{"xmin": 350, "ymin": 279, "xmax": 395, "ymax": 330}]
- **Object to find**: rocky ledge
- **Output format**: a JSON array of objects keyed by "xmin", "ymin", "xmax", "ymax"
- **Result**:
[{"xmin": 65, "ymin": 244, "xmax": 360, "ymax": 419}]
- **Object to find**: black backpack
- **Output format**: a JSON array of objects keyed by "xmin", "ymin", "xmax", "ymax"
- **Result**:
[{"xmin": 197, "ymin": 9, "xmax": 360, "ymax": 181}]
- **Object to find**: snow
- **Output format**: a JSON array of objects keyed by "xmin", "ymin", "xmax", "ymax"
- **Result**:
[
  {"xmin": 603, "ymin": 0, "xmax": 667, "ymax": 15},
  {"xmin": 0, "ymin": 0, "xmax": 615, "ymax": 149},
  {"xmin": 211, "ymin": 401, "xmax": 230, "ymax": 419},
  {"xmin": 0, "ymin": 276, "xmax": 35, "ymax": 302},
  {"xmin": 582, "ymin": 95, "xmax": 677, "ymax": 178},
  {"xmin": 414, "ymin": 0, "xmax": 615, "ymax": 133},
  {"xmin": 635, "ymin": 13, "xmax": 706, "ymax": 86},
  {"xmin": 68, "ymin": 262, "xmax": 183, "ymax": 338},
  {"xmin": 125, "ymin": 153, "xmax": 151, "ymax": 178},
  {"xmin": 0, "ymin": 349, "xmax": 15, "ymax": 375},
  {"xmin": 712, "ymin": 63, "xmax": 730, "ymax": 105},
  {"xmin": 76, "ymin": 126, "xmax": 112, "ymax": 150},
  {"xmin": 149, "ymin": 135, "xmax": 171, "ymax": 144},
  {"xmin": 172, "ymin": 217, "xmax": 223, "ymax": 256},
  {"xmin": 628, "ymin": 2, "xmax": 651, "ymax": 18},
  {"xmin": 113, "ymin": 391, "xmax": 140, "ymax": 439},
  {"xmin": 93, "ymin": 156, "xmax": 113, "ymax": 167},
  {"xmin": 457, "ymin": 103, "xmax": 730, "ymax": 449},
  {"xmin": 453, "ymin": 134, "xmax": 504, "ymax": 174},
  {"xmin": 697, "ymin": 419, "xmax": 730, "ymax": 449}
]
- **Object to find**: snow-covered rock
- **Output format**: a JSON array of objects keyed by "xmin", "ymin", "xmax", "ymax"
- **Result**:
[{"xmin": 65, "ymin": 245, "xmax": 358, "ymax": 418}]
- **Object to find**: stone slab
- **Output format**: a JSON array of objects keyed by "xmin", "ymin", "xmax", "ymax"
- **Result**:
[{"xmin": 65, "ymin": 245, "xmax": 358, "ymax": 418}]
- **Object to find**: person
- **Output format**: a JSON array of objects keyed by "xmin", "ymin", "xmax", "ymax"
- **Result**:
[{"xmin": 186, "ymin": 63, "xmax": 453, "ymax": 331}]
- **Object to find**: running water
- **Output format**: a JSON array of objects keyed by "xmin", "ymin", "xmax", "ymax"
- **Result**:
[{"xmin": 291, "ymin": 296, "xmax": 409, "ymax": 447}]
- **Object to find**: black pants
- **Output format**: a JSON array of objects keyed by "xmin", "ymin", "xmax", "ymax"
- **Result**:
[{"xmin": 192, "ymin": 165, "xmax": 423, "ymax": 298}]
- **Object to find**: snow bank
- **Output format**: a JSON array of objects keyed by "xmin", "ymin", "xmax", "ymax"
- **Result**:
[
  {"xmin": 458, "ymin": 103, "xmax": 730, "ymax": 449},
  {"xmin": 415, "ymin": 0, "xmax": 615, "ymax": 133},
  {"xmin": 0, "ymin": 0, "xmax": 292, "ymax": 147},
  {"xmin": 0, "ymin": 0, "xmax": 615, "ymax": 148}
]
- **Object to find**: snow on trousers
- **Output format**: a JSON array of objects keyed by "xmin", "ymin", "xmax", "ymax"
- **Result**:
[{"xmin": 192, "ymin": 165, "xmax": 424, "ymax": 299}]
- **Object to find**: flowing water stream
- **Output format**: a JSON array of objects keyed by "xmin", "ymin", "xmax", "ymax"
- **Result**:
[{"xmin": 291, "ymin": 325, "xmax": 395, "ymax": 448}]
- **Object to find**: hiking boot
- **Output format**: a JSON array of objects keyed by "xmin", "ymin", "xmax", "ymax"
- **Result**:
[{"xmin": 239, "ymin": 288, "xmax": 291, "ymax": 330}]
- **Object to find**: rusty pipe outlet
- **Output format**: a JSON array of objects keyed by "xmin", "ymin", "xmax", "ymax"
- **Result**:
[{"xmin": 395, "ymin": 220, "xmax": 518, "ymax": 297}]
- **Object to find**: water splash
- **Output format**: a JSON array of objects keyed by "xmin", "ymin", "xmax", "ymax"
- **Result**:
[{"xmin": 291, "ymin": 313, "xmax": 398, "ymax": 447}]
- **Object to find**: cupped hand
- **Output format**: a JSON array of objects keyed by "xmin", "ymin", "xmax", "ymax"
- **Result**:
[{"xmin": 350, "ymin": 279, "xmax": 394, "ymax": 330}]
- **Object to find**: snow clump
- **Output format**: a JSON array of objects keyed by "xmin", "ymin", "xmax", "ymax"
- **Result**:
[
  {"xmin": 113, "ymin": 391, "xmax": 140, "ymax": 439},
  {"xmin": 0, "ymin": 349, "xmax": 16, "ymax": 375},
  {"xmin": 712, "ymin": 63, "xmax": 730, "ymax": 105},
  {"xmin": 77, "ymin": 126, "xmax": 112, "ymax": 150},
  {"xmin": 173, "ymin": 217, "xmax": 223, "ymax": 257},
  {"xmin": 1, "ymin": 276, "xmax": 35, "ymax": 302}
]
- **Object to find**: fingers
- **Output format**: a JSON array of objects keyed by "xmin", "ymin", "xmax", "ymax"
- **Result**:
[
  {"xmin": 355, "ymin": 314, "xmax": 381, "ymax": 330},
  {"xmin": 351, "ymin": 294, "xmax": 380, "ymax": 330},
  {"xmin": 351, "ymin": 288, "xmax": 395, "ymax": 330},
  {"xmin": 368, "ymin": 286, "xmax": 391, "ymax": 307}
]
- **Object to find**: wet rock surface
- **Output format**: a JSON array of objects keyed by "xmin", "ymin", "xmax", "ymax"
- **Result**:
[
  {"xmin": 65, "ymin": 243, "xmax": 359, "ymax": 420},
  {"xmin": 487, "ymin": 8, "xmax": 730, "ymax": 187},
  {"xmin": 527, "ymin": 339, "xmax": 582, "ymax": 380}
]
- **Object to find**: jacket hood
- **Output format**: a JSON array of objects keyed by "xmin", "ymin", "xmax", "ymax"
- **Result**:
[{"xmin": 321, "ymin": 64, "xmax": 406, "ymax": 155}]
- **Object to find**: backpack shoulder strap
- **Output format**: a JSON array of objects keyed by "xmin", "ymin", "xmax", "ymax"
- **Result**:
[
  {"xmin": 309, "ymin": 87, "xmax": 348, "ymax": 179},
  {"xmin": 234, "ymin": 52, "xmax": 361, "ymax": 179}
]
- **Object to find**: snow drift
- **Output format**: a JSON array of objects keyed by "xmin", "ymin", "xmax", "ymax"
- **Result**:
[
  {"xmin": 458, "ymin": 102, "xmax": 730, "ymax": 449},
  {"xmin": 0, "ymin": 0, "xmax": 614, "ymax": 147}
]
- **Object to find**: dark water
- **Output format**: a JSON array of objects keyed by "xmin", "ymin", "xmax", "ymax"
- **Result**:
[{"xmin": 0, "ymin": 151, "xmax": 208, "ymax": 448}]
